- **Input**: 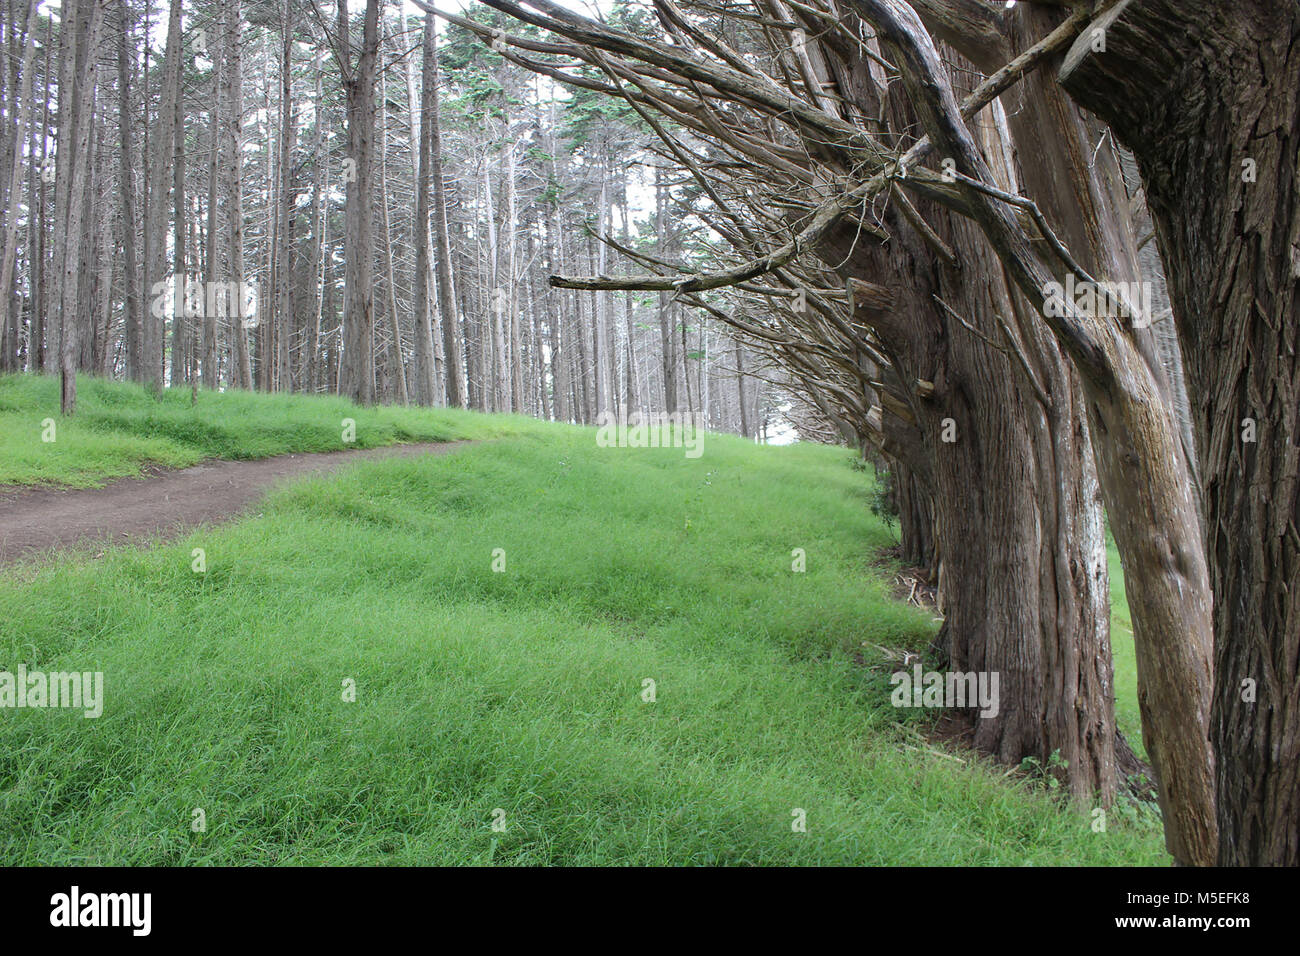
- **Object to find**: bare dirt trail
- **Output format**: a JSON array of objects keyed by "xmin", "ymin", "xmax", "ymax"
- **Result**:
[{"xmin": 0, "ymin": 441, "xmax": 470, "ymax": 570}]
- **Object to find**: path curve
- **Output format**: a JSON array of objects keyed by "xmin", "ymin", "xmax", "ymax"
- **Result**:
[{"xmin": 0, "ymin": 441, "xmax": 470, "ymax": 569}]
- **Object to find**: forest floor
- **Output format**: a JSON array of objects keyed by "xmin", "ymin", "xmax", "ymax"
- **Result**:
[{"xmin": 0, "ymin": 374, "xmax": 1164, "ymax": 864}]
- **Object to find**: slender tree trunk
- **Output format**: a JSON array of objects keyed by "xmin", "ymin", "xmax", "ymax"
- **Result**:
[
  {"xmin": 0, "ymin": 0, "xmax": 39, "ymax": 373},
  {"xmin": 273, "ymin": 13, "xmax": 295, "ymax": 392},
  {"xmin": 427, "ymin": 27, "xmax": 463, "ymax": 408},
  {"xmin": 302, "ymin": 48, "xmax": 326, "ymax": 394},
  {"xmin": 655, "ymin": 164, "xmax": 678, "ymax": 414},
  {"xmin": 56, "ymin": 0, "xmax": 106, "ymax": 413},
  {"xmin": 482, "ymin": 161, "xmax": 507, "ymax": 411},
  {"xmin": 376, "ymin": 53, "xmax": 408, "ymax": 406},
  {"xmin": 593, "ymin": 172, "xmax": 610, "ymax": 415},
  {"xmin": 224, "ymin": 1, "xmax": 252, "ymax": 390},
  {"xmin": 142, "ymin": 0, "xmax": 183, "ymax": 396},
  {"xmin": 171, "ymin": 46, "xmax": 187, "ymax": 387},
  {"xmin": 505, "ymin": 122, "xmax": 523, "ymax": 413},
  {"xmin": 409, "ymin": 14, "xmax": 437, "ymax": 406},
  {"xmin": 337, "ymin": 0, "xmax": 380, "ymax": 405},
  {"xmin": 201, "ymin": 7, "xmax": 223, "ymax": 390},
  {"xmin": 33, "ymin": 19, "xmax": 51, "ymax": 373},
  {"xmin": 735, "ymin": 342, "xmax": 749, "ymax": 438},
  {"xmin": 117, "ymin": 0, "xmax": 142, "ymax": 382}
]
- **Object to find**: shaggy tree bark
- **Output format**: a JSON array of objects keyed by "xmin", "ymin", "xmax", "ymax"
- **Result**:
[
  {"xmin": 912, "ymin": 0, "xmax": 1217, "ymax": 864},
  {"xmin": 894, "ymin": 465, "xmax": 935, "ymax": 574},
  {"xmin": 824, "ymin": 161, "xmax": 1120, "ymax": 806},
  {"xmin": 1059, "ymin": 0, "xmax": 1300, "ymax": 867},
  {"xmin": 854, "ymin": 0, "xmax": 1216, "ymax": 865}
]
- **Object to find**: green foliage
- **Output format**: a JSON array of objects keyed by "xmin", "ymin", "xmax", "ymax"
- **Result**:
[
  {"xmin": 439, "ymin": 4, "xmax": 542, "ymax": 126},
  {"xmin": 1019, "ymin": 750, "xmax": 1071, "ymax": 792},
  {"xmin": 562, "ymin": 80, "xmax": 645, "ymax": 149},
  {"xmin": 866, "ymin": 463, "xmax": 899, "ymax": 534}
]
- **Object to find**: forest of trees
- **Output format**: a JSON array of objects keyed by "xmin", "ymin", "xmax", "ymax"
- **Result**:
[
  {"xmin": 0, "ymin": 0, "xmax": 773, "ymax": 435},
  {"xmin": 1, "ymin": 0, "xmax": 1296, "ymax": 868}
]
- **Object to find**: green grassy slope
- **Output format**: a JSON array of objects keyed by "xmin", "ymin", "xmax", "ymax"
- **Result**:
[
  {"xmin": 0, "ymin": 373, "xmax": 536, "ymax": 487},
  {"xmin": 1106, "ymin": 536, "xmax": 1143, "ymax": 759},
  {"xmin": 0, "ymin": 377, "xmax": 1163, "ymax": 864}
]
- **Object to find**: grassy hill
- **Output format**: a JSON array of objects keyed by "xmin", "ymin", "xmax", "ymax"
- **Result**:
[
  {"xmin": 0, "ymin": 373, "xmax": 531, "ymax": 487},
  {"xmin": 0, "ymin": 374, "xmax": 1162, "ymax": 864}
]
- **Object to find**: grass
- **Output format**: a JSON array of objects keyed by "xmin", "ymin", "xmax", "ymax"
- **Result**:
[
  {"xmin": 1106, "ymin": 536, "xmax": 1143, "ymax": 759},
  {"xmin": 0, "ymin": 375, "xmax": 1164, "ymax": 864},
  {"xmin": 0, "ymin": 373, "xmax": 536, "ymax": 487}
]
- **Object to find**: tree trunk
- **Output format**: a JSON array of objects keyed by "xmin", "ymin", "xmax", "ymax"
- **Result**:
[
  {"xmin": 483, "ymin": 161, "xmax": 507, "ymax": 411},
  {"xmin": 427, "ymin": 26, "xmax": 464, "ymax": 408},
  {"xmin": 32, "ymin": 17, "xmax": 51, "ymax": 373},
  {"xmin": 593, "ymin": 173, "xmax": 610, "ymax": 415},
  {"xmin": 409, "ymin": 14, "xmax": 438, "ymax": 406},
  {"xmin": 142, "ymin": 0, "xmax": 183, "ymax": 396},
  {"xmin": 303, "ymin": 48, "xmax": 326, "ymax": 394},
  {"xmin": 1060, "ymin": 0, "xmax": 1300, "ymax": 866},
  {"xmin": 224, "ymin": 1, "xmax": 252, "ymax": 390},
  {"xmin": 118, "ymin": 0, "xmax": 142, "ymax": 382},
  {"xmin": 337, "ymin": 0, "xmax": 380, "ymax": 405},
  {"xmin": 376, "ymin": 52, "xmax": 409, "ymax": 406},
  {"xmin": 55, "ymin": 0, "xmax": 106, "ymax": 414},
  {"xmin": 273, "ymin": 13, "xmax": 295, "ymax": 392},
  {"xmin": 505, "ymin": 122, "xmax": 523, "ymax": 413},
  {"xmin": 0, "ymin": 0, "xmax": 39, "ymax": 373},
  {"xmin": 655, "ymin": 165, "xmax": 678, "ymax": 414},
  {"xmin": 826, "ymin": 177, "xmax": 1121, "ymax": 806},
  {"xmin": 201, "ymin": 7, "xmax": 223, "ymax": 390},
  {"xmin": 171, "ymin": 47, "xmax": 187, "ymax": 387},
  {"xmin": 894, "ymin": 464, "xmax": 936, "ymax": 574}
]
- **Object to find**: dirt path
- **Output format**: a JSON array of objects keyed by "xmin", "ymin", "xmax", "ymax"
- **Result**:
[{"xmin": 0, "ymin": 441, "xmax": 470, "ymax": 570}]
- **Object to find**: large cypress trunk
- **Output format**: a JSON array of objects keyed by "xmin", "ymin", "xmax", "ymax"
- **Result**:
[
  {"xmin": 848, "ymin": 0, "xmax": 1216, "ymax": 864},
  {"xmin": 893, "ymin": 464, "xmax": 935, "ymax": 575},
  {"xmin": 1060, "ymin": 0, "xmax": 1300, "ymax": 866},
  {"xmin": 828, "ymin": 172, "xmax": 1120, "ymax": 805}
]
